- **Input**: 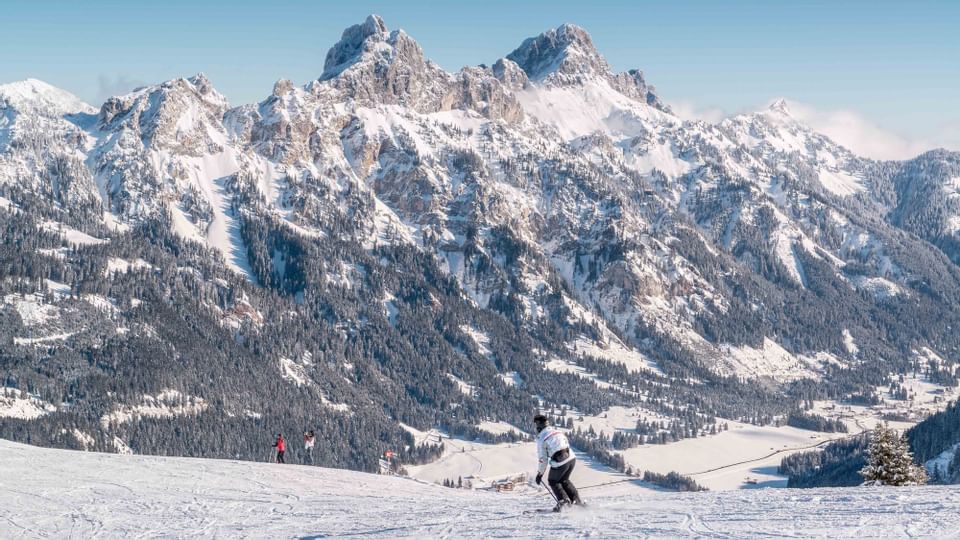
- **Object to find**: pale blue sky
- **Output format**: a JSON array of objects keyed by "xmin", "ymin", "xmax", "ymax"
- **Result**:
[{"xmin": 2, "ymin": 0, "xmax": 957, "ymax": 148}]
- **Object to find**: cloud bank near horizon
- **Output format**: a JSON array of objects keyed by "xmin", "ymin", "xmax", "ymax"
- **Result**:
[
  {"xmin": 672, "ymin": 98, "xmax": 960, "ymax": 161},
  {"xmin": 786, "ymin": 101, "xmax": 960, "ymax": 161}
]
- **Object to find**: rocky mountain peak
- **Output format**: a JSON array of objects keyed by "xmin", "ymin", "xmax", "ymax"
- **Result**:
[
  {"xmin": 505, "ymin": 24, "xmax": 670, "ymax": 114},
  {"xmin": 96, "ymin": 74, "xmax": 230, "ymax": 155},
  {"xmin": 320, "ymin": 14, "xmax": 393, "ymax": 80},
  {"xmin": 768, "ymin": 98, "xmax": 792, "ymax": 117},
  {"xmin": 272, "ymin": 78, "xmax": 295, "ymax": 97},
  {"xmin": 187, "ymin": 73, "xmax": 216, "ymax": 97},
  {"xmin": 317, "ymin": 15, "xmax": 448, "ymax": 112},
  {"xmin": 506, "ymin": 23, "xmax": 610, "ymax": 83}
]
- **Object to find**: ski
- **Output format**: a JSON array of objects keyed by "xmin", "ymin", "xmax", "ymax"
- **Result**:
[
  {"xmin": 522, "ymin": 508, "xmax": 558, "ymax": 515},
  {"xmin": 523, "ymin": 504, "xmax": 588, "ymax": 515}
]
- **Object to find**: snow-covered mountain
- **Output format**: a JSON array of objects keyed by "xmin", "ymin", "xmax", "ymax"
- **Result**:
[{"xmin": 2, "ymin": 16, "xmax": 960, "ymax": 469}]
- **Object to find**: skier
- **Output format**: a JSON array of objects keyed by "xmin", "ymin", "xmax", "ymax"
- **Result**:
[
  {"xmin": 534, "ymin": 414, "xmax": 583, "ymax": 512},
  {"xmin": 273, "ymin": 433, "xmax": 286, "ymax": 464},
  {"xmin": 304, "ymin": 430, "xmax": 316, "ymax": 464}
]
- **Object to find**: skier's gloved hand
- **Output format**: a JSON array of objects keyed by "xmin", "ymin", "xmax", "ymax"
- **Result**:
[{"xmin": 535, "ymin": 473, "xmax": 543, "ymax": 485}]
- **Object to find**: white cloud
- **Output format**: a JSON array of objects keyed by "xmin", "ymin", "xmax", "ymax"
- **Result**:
[
  {"xmin": 669, "ymin": 100, "xmax": 730, "ymax": 124},
  {"xmin": 96, "ymin": 74, "xmax": 149, "ymax": 104},
  {"xmin": 670, "ymin": 97, "xmax": 959, "ymax": 161},
  {"xmin": 781, "ymin": 99, "xmax": 959, "ymax": 160}
]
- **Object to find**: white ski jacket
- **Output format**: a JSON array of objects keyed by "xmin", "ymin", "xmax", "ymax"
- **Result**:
[{"xmin": 536, "ymin": 427, "xmax": 575, "ymax": 474}]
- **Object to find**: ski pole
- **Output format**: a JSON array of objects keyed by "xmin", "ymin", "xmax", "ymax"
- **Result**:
[{"xmin": 541, "ymin": 477, "xmax": 559, "ymax": 504}]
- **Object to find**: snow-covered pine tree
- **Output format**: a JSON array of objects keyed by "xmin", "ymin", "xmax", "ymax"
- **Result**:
[
  {"xmin": 943, "ymin": 447, "xmax": 960, "ymax": 483},
  {"xmin": 860, "ymin": 423, "xmax": 928, "ymax": 486}
]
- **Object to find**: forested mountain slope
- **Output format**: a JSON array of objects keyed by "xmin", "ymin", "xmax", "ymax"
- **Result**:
[{"xmin": 2, "ymin": 16, "xmax": 959, "ymax": 469}]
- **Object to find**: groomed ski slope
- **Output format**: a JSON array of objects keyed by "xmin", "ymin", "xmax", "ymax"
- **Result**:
[{"xmin": 1, "ymin": 439, "xmax": 959, "ymax": 539}]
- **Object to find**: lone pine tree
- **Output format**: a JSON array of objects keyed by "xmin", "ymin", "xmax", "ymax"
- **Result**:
[{"xmin": 860, "ymin": 423, "xmax": 928, "ymax": 486}]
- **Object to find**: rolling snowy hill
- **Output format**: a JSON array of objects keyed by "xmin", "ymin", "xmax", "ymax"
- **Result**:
[{"xmin": 2, "ymin": 439, "xmax": 959, "ymax": 539}]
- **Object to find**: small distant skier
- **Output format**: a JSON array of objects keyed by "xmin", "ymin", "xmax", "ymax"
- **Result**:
[
  {"xmin": 534, "ymin": 414, "xmax": 583, "ymax": 512},
  {"xmin": 273, "ymin": 433, "xmax": 286, "ymax": 464},
  {"xmin": 304, "ymin": 430, "xmax": 316, "ymax": 464}
]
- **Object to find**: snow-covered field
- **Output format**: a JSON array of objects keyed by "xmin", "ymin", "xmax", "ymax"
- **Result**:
[
  {"xmin": 624, "ymin": 422, "xmax": 842, "ymax": 490},
  {"xmin": 404, "ymin": 425, "xmax": 650, "ymax": 495},
  {"xmin": 405, "ymin": 375, "xmax": 958, "ymax": 494},
  {"xmin": 1, "ymin": 439, "xmax": 958, "ymax": 539},
  {"xmin": 406, "ymin": 418, "xmax": 847, "ymax": 493}
]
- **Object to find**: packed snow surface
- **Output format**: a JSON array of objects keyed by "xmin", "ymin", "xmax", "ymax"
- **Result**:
[{"xmin": 1, "ymin": 439, "xmax": 959, "ymax": 538}]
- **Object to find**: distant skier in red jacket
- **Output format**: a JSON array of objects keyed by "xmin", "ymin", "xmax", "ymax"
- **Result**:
[{"xmin": 273, "ymin": 433, "xmax": 286, "ymax": 464}]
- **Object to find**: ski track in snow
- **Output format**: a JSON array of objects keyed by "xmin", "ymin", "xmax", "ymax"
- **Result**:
[{"xmin": 1, "ymin": 440, "xmax": 959, "ymax": 539}]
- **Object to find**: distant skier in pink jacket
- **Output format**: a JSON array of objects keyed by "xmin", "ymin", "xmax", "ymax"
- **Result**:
[{"xmin": 273, "ymin": 433, "xmax": 286, "ymax": 464}]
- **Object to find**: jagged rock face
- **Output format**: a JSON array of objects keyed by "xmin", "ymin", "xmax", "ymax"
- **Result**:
[
  {"xmin": 507, "ymin": 23, "xmax": 609, "ymax": 83},
  {"xmin": 321, "ymin": 15, "xmax": 390, "ymax": 77},
  {"xmin": 90, "ymin": 75, "xmax": 235, "ymax": 220},
  {"xmin": 318, "ymin": 17, "xmax": 604, "ymax": 122},
  {"xmin": 442, "ymin": 66, "xmax": 524, "ymax": 123},
  {"xmin": 241, "ymin": 81, "xmax": 321, "ymax": 164},
  {"xmin": 319, "ymin": 15, "xmax": 450, "ymax": 113},
  {"xmin": 506, "ymin": 23, "xmax": 670, "ymax": 114},
  {"xmin": 611, "ymin": 69, "xmax": 670, "ymax": 112},
  {"xmin": 491, "ymin": 58, "xmax": 530, "ymax": 90},
  {"xmin": 98, "ymin": 75, "xmax": 230, "ymax": 156}
]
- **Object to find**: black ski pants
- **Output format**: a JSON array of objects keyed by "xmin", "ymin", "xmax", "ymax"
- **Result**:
[
  {"xmin": 548, "ymin": 459, "xmax": 580, "ymax": 504},
  {"xmin": 276, "ymin": 450, "xmax": 285, "ymax": 464}
]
